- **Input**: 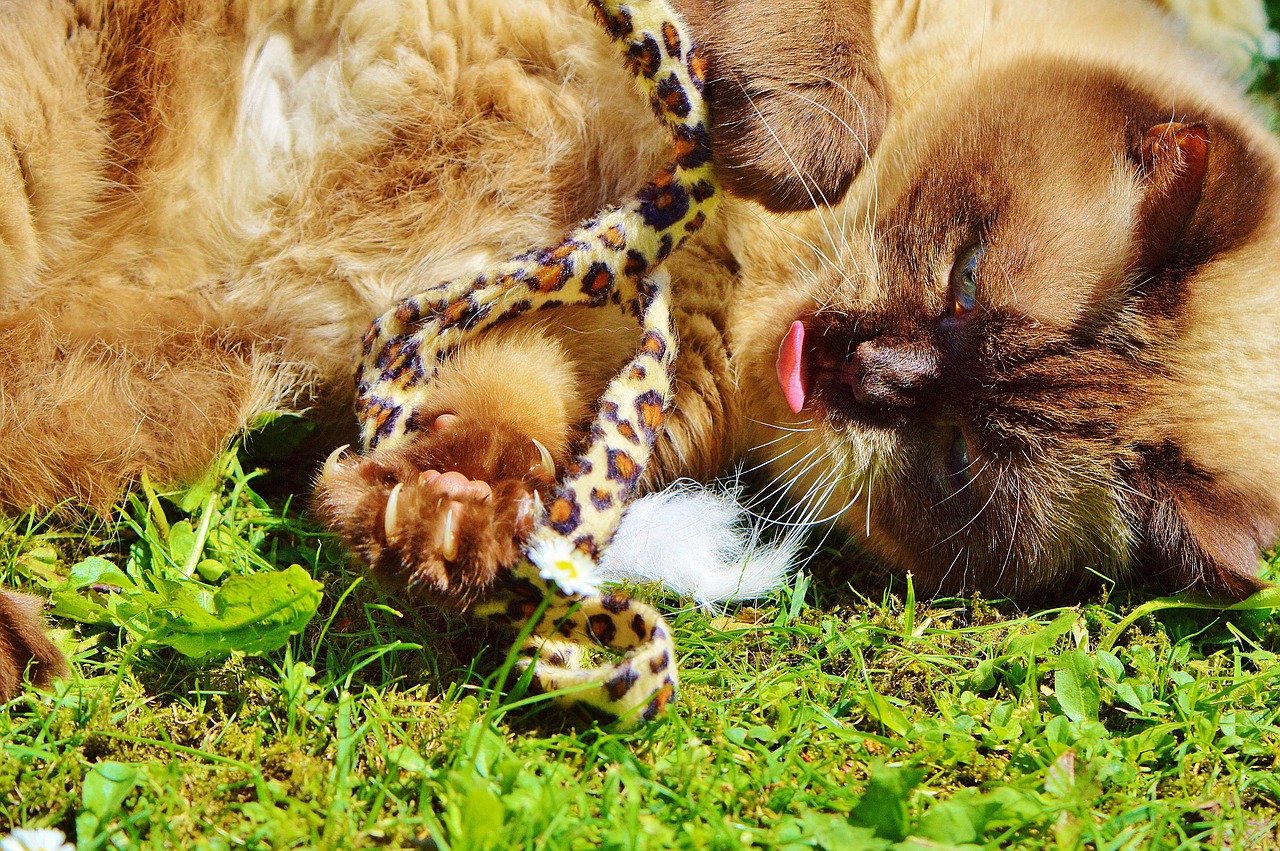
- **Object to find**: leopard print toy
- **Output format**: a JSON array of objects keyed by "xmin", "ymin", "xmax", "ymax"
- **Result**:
[{"xmin": 352, "ymin": 0, "xmax": 718, "ymax": 725}]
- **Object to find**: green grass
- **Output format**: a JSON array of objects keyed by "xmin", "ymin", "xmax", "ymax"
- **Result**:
[
  {"xmin": 5, "ymin": 21, "xmax": 1280, "ymax": 851},
  {"xmin": 3, "ymin": 434, "xmax": 1278, "ymax": 849},
  {"xmin": 2, "ymin": 435, "xmax": 1280, "ymax": 844}
]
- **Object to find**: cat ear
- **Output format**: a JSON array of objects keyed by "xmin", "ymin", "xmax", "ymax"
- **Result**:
[
  {"xmin": 1127, "ymin": 443, "xmax": 1271, "ymax": 600},
  {"xmin": 1131, "ymin": 122, "xmax": 1211, "ymax": 273}
]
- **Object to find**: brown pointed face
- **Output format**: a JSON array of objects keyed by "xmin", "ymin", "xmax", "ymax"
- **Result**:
[{"xmin": 766, "ymin": 61, "xmax": 1278, "ymax": 599}]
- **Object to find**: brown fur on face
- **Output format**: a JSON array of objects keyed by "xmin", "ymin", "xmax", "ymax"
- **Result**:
[{"xmin": 741, "ymin": 35, "xmax": 1280, "ymax": 600}]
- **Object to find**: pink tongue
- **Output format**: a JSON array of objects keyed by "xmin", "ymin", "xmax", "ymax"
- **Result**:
[{"xmin": 776, "ymin": 320, "xmax": 808, "ymax": 413}]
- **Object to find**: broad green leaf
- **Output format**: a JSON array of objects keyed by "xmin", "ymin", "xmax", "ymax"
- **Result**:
[
  {"xmin": 797, "ymin": 810, "xmax": 889, "ymax": 850},
  {"xmin": 49, "ymin": 557, "xmax": 138, "ymax": 625},
  {"xmin": 1055, "ymin": 651, "xmax": 1100, "ymax": 722},
  {"xmin": 1108, "ymin": 679, "xmax": 1144, "ymax": 711},
  {"xmin": 387, "ymin": 744, "xmax": 428, "ymax": 774},
  {"xmin": 1229, "ymin": 586, "xmax": 1280, "ymax": 610},
  {"xmin": 158, "ymin": 565, "xmax": 322, "ymax": 657},
  {"xmin": 914, "ymin": 799, "xmax": 980, "ymax": 844},
  {"xmin": 168, "ymin": 519, "xmax": 198, "ymax": 567},
  {"xmin": 1094, "ymin": 650, "xmax": 1124, "ymax": 682},
  {"xmin": 460, "ymin": 779, "xmax": 505, "ymax": 846},
  {"xmin": 49, "ymin": 592, "xmax": 113, "ymax": 625},
  {"xmin": 195, "ymin": 558, "xmax": 228, "ymax": 582},
  {"xmin": 862, "ymin": 687, "xmax": 911, "ymax": 736},
  {"xmin": 82, "ymin": 761, "xmax": 138, "ymax": 820},
  {"xmin": 850, "ymin": 763, "xmax": 924, "ymax": 842},
  {"xmin": 749, "ymin": 724, "xmax": 777, "ymax": 743},
  {"xmin": 969, "ymin": 658, "xmax": 997, "ymax": 691},
  {"xmin": 66, "ymin": 557, "xmax": 136, "ymax": 591},
  {"xmin": 1005, "ymin": 611, "xmax": 1078, "ymax": 658}
]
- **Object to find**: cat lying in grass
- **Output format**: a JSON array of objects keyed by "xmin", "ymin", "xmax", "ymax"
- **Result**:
[{"xmin": 1, "ymin": 0, "xmax": 1277, "ymax": 697}]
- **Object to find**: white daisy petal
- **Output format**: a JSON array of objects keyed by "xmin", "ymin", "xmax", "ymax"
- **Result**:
[
  {"xmin": 0, "ymin": 828, "xmax": 76, "ymax": 851},
  {"xmin": 527, "ymin": 536, "xmax": 602, "ymax": 597}
]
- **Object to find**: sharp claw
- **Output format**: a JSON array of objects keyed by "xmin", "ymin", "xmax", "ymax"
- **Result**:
[
  {"xmin": 530, "ymin": 438, "xmax": 555, "ymax": 480},
  {"xmin": 532, "ymin": 490, "xmax": 544, "ymax": 518},
  {"xmin": 440, "ymin": 503, "xmax": 460, "ymax": 561},
  {"xmin": 323, "ymin": 443, "xmax": 352, "ymax": 478},
  {"xmin": 384, "ymin": 482, "xmax": 404, "ymax": 539}
]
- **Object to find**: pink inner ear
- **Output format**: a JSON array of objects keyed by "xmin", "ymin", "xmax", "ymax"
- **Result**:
[
  {"xmin": 1135, "ymin": 122, "xmax": 1211, "ymax": 272},
  {"xmin": 776, "ymin": 320, "xmax": 808, "ymax": 413}
]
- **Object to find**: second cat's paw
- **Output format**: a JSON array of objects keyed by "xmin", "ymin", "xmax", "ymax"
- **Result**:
[
  {"xmin": 0, "ymin": 589, "xmax": 69, "ymax": 701},
  {"xmin": 693, "ymin": 0, "xmax": 887, "ymax": 212},
  {"xmin": 313, "ymin": 416, "xmax": 557, "ymax": 610},
  {"xmin": 708, "ymin": 62, "xmax": 886, "ymax": 212}
]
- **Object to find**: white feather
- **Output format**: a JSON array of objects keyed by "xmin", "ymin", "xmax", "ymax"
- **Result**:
[{"xmin": 598, "ymin": 481, "xmax": 805, "ymax": 607}]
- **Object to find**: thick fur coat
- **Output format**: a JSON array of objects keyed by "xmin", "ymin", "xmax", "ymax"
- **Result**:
[{"xmin": 1, "ymin": 0, "xmax": 1278, "ymax": 696}]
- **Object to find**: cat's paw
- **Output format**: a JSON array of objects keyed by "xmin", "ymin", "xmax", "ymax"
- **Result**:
[
  {"xmin": 0, "ymin": 589, "xmax": 69, "ymax": 701},
  {"xmin": 693, "ymin": 0, "xmax": 887, "ymax": 212},
  {"xmin": 314, "ymin": 415, "xmax": 558, "ymax": 610},
  {"xmin": 709, "ymin": 64, "xmax": 886, "ymax": 212}
]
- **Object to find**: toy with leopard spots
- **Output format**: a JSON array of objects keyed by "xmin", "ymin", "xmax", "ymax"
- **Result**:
[{"xmin": 321, "ymin": 0, "xmax": 718, "ymax": 724}]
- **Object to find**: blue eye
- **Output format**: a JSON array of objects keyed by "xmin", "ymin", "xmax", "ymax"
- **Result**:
[
  {"xmin": 948, "ymin": 428, "xmax": 973, "ymax": 486},
  {"xmin": 950, "ymin": 243, "xmax": 982, "ymax": 317}
]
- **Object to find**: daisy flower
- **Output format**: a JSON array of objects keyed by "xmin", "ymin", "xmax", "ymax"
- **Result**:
[
  {"xmin": 527, "ymin": 535, "xmax": 601, "ymax": 597},
  {"xmin": 0, "ymin": 828, "xmax": 75, "ymax": 851}
]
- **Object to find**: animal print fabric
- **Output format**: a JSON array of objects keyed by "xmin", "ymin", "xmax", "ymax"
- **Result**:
[{"xmin": 353, "ymin": 0, "xmax": 718, "ymax": 725}]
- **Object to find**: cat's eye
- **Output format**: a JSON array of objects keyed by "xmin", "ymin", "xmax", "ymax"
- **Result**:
[
  {"xmin": 949, "ymin": 243, "xmax": 982, "ymax": 317},
  {"xmin": 947, "ymin": 428, "xmax": 973, "ymax": 487}
]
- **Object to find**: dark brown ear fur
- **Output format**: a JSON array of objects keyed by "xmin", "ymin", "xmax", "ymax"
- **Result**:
[
  {"xmin": 1126, "ymin": 442, "xmax": 1273, "ymax": 601},
  {"xmin": 0, "ymin": 588, "xmax": 68, "ymax": 700},
  {"xmin": 1124, "ymin": 112, "xmax": 1274, "ymax": 305},
  {"xmin": 1133, "ymin": 121, "xmax": 1210, "ymax": 274}
]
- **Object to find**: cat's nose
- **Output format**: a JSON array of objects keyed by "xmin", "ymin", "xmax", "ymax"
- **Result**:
[{"xmin": 845, "ymin": 339, "xmax": 941, "ymax": 410}]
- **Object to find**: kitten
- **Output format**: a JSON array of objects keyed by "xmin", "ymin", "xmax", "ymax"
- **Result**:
[{"xmin": 0, "ymin": 0, "xmax": 875, "ymax": 696}]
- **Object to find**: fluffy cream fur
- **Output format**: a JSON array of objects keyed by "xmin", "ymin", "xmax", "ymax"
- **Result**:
[{"xmin": 0, "ymin": 0, "xmax": 1276, "ymax": 609}]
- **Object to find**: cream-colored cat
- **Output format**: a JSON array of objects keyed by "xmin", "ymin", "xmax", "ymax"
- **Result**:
[
  {"xmin": 0, "ymin": 0, "xmax": 879, "ymax": 694},
  {"xmin": 320, "ymin": 0, "xmax": 1280, "ymax": 608},
  {"xmin": 1, "ymin": 0, "xmax": 1277, "ymax": 695}
]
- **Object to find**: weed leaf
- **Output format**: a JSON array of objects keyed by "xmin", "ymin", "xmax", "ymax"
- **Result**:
[
  {"xmin": 862, "ymin": 686, "xmax": 911, "ymax": 735},
  {"xmin": 78, "ymin": 761, "xmax": 139, "ymax": 841},
  {"xmin": 1054, "ymin": 651, "xmax": 1100, "ymax": 722},
  {"xmin": 850, "ymin": 763, "xmax": 924, "ymax": 841},
  {"xmin": 797, "ymin": 811, "xmax": 888, "ymax": 850},
  {"xmin": 159, "ymin": 565, "xmax": 323, "ymax": 656},
  {"xmin": 51, "ymin": 559, "xmax": 321, "ymax": 658},
  {"xmin": 1005, "ymin": 611, "xmax": 1077, "ymax": 658}
]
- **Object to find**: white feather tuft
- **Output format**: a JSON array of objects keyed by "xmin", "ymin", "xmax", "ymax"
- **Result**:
[{"xmin": 598, "ymin": 481, "xmax": 804, "ymax": 607}]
